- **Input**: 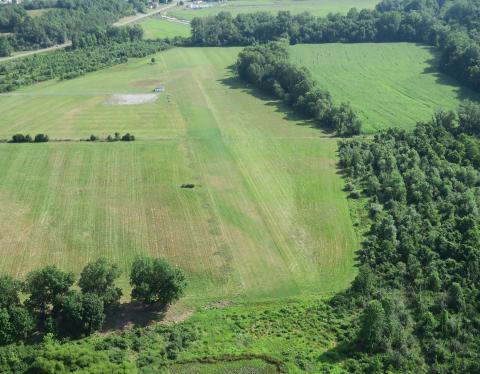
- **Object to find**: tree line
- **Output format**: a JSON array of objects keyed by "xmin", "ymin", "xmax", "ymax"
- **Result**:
[
  {"xmin": 9, "ymin": 133, "xmax": 49, "ymax": 143},
  {"xmin": 334, "ymin": 100, "xmax": 480, "ymax": 372},
  {"xmin": 0, "ymin": 36, "xmax": 175, "ymax": 93},
  {"xmin": 236, "ymin": 40, "xmax": 361, "ymax": 136},
  {"xmin": 87, "ymin": 132, "xmax": 136, "ymax": 142},
  {"xmin": 190, "ymin": 0, "xmax": 480, "ymax": 93},
  {"xmin": 0, "ymin": 256, "xmax": 186, "ymax": 344}
]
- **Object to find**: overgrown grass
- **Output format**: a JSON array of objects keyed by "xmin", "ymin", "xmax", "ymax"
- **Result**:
[
  {"xmin": 177, "ymin": 298, "xmax": 352, "ymax": 372},
  {"xmin": 290, "ymin": 43, "xmax": 480, "ymax": 132},
  {"xmin": 0, "ymin": 297, "xmax": 352, "ymax": 373}
]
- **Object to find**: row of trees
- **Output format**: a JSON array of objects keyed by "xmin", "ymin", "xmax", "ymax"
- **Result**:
[
  {"xmin": 88, "ymin": 132, "xmax": 136, "ymax": 142},
  {"xmin": 336, "ymin": 101, "xmax": 480, "ymax": 372},
  {"xmin": 9, "ymin": 133, "xmax": 49, "ymax": 143},
  {"xmin": 0, "ymin": 38, "xmax": 174, "ymax": 92},
  {"xmin": 190, "ymin": 0, "xmax": 480, "ymax": 92},
  {"xmin": 236, "ymin": 40, "xmax": 361, "ymax": 136},
  {"xmin": 0, "ymin": 256, "xmax": 186, "ymax": 344}
]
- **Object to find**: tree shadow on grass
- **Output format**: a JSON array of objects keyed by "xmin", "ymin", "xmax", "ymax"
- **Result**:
[
  {"xmin": 420, "ymin": 45, "xmax": 480, "ymax": 103},
  {"xmin": 219, "ymin": 71, "xmax": 335, "ymax": 138},
  {"xmin": 102, "ymin": 301, "xmax": 167, "ymax": 332},
  {"xmin": 316, "ymin": 339, "xmax": 357, "ymax": 369}
]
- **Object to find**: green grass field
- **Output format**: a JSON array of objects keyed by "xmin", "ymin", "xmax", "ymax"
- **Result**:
[
  {"xmin": 140, "ymin": 17, "xmax": 190, "ymax": 39},
  {"xmin": 168, "ymin": 0, "xmax": 379, "ymax": 21},
  {"xmin": 290, "ymin": 43, "xmax": 480, "ymax": 132},
  {"xmin": 0, "ymin": 47, "xmax": 357, "ymax": 303}
]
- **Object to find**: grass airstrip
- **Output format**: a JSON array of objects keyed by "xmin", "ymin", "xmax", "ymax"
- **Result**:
[{"xmin": 0, "ymin": 47, "xmax": 357, "ymax": 303}]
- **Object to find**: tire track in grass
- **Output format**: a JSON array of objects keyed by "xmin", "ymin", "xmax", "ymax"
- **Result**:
[
  {"xmin": 193, "ymin": 61, "xmax": 321, "ymax": 286},
  {"xmin": 188, "ymin": 63, "xmax": 301, "ymax": 296},
  {"xmin": 176, "ymin": 140, "xmax": 232, "ymax": 294},
  {"xmin": 175, "ymin": 69, "xmax": 262, "ymax": 296}
]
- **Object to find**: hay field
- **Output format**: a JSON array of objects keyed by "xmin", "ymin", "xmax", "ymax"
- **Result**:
[
  {"xmin": 0, "ymin": 47, "xmax": 358, "ymax": 301},
  {"xmin": 290, "ymin": 43, "xmax": 480, "ymax": 132}
]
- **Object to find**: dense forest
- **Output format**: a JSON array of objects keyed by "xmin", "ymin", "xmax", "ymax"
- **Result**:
[
  {"xmin": 0, "ymin": 0, "xmax": 139, "ymax": 53},
  {"xmin": 236, "ymin": 40, "xmax": 361, "ymax": 136},
  {"xmin": 334, "ymin": 101, "xmax": 480, "ymax": 372},
  {"xmin": 191, "ymin": 0, "xmax": 480, "ymax": 92}
]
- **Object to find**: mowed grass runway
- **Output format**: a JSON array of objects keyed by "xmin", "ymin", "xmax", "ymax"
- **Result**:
[
  {"xmin": 291, "ymin": 43, "xmax": 480, "ymax": 132},
  {"xmin": 169, "ymin": 0, "xmax": 379, "ymax": 21},
  {"xmin": 0, "ymin": 48, "xmax": 357, "ymax": 302}
]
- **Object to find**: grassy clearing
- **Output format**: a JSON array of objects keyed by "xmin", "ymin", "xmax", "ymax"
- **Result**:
[
  {"xmin": 290, "ymin": 43, "xmax": 480, "ymax": 132},
  {"xmin": 168, "ymin": 0, "xmax": 379, "ymax": 21},
  {"xmin": 0, "ymin": 47, "xmax": 357, "ymax": 303},
  {"xmin": 175, "ymin": 298, "xmax": 349, "ymax": 373},
  {"xmin": 0, "ymin": 296, "xmax": 348, "ymax": 372},
  {"xmin": 140, "ymin": 17, "xmax": 191, "ymax": 39}
]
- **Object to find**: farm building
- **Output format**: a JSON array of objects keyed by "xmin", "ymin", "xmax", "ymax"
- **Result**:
[{"xmin": 153, "ymin": 86, "xmax": 165, "ymax": 93}]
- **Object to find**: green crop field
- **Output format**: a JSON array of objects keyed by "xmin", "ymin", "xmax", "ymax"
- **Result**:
[
  {"xmin": 290, "ymin": 43, "xmax": 480, "ymax": 132},
  {"xmin": 0, "ymin": 47, "xmax": 357, "ymax": 303},
  {"xmin": 168, "ymin": 0, "xmax": 379, "ymax": 21},
  {"xmin": 140, "ymin": 17, "xmax": 190, "ymax": 39}
]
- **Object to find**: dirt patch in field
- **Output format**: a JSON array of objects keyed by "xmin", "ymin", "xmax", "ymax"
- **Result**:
[{"xmin": 106, "ymin": 94, "xmax": 159, "ymax": 105}]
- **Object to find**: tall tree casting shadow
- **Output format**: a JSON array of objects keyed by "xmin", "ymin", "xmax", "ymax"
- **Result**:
[{"xmin": 219, "ymin": 66, "xmax": 335, "ymax": 137}]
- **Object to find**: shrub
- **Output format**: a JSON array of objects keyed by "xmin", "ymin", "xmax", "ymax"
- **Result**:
[
  {"xmin": 10, "ymin": 134, "xmax": 31, "ymax": 143},
  {"xmin": 34, "ymin": 134, "xmax": 49, "ymax": 143},
  {"xmin": 121, "ymin": 133, "xmax": 135, "ymax": 141}
]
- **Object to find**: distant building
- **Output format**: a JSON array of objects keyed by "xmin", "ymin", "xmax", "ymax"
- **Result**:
[
  {"xmin": 0, "ymin": 0, "xmax": 22, "ymax": 4},
  {"xmin": 186, "ymin": 0, "xmax": 212, "ymax": 9},
  {"xmin": 154, "ymin": 86, "xmax": 165, "ymax": 93}
]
